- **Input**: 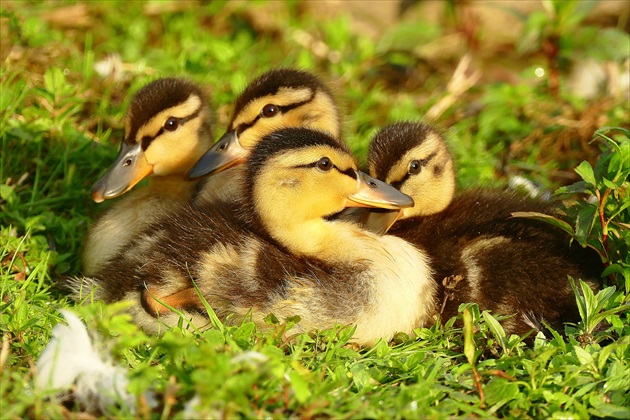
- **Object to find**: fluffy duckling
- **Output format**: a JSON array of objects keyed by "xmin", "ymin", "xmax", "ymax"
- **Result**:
[
  {"xmin": 83, "ymin": 78, "xmax": 213, "ymax": 275},
  {"xmin": 79, "ymin": 128, "xmax": 436, "ymax": 346},
  {"xmin": 189, "ymin": 68, "xmax": 343, "ymax": 200},
  {"xmin": 367, "ymin": 122, "xmax": 602, "ymax": 336}
]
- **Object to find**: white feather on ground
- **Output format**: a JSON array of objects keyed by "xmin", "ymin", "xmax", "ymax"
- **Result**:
[{"xmin": 36, "ymin": 310, "xmax": 136, "ymax": 413}]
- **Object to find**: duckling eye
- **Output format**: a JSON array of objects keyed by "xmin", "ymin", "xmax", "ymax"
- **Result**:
[
  {"xmin": 164, "ymin": 117, "xmax": 179, "ymax": 131},
  {"xmin": 317, "ymin": 157, "xmax": 332, "ymax": 171},
  {"xmin": 408, "ymin": 160, "xmax": 422, "ymax": 175},
  {"xmin": 261, "ymin": 104, "xmax": 279, "ymax": 118}
]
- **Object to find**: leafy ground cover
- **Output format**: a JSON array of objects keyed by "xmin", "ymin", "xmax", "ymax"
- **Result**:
[{"xmin": 1, "ymin": 1, "xmax": 629, "ymax": 418}]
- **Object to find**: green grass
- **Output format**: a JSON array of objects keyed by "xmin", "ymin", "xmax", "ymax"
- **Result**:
[{"xmin": 1, "ymin": 1, "xmax": 629, "ymax": 418}]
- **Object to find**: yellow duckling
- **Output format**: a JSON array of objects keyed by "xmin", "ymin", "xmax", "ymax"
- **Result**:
[
  {"xmin": 191, "ymin": 67, "xmax": 344, "ymax": 203},
  {"xmin": 83, "ymin": 77, "xmax": 213, "ymax": 275},
  {"xmin": 366, "ymin": 122, "xmax": 602, "ymax": 336},
  {"xmin": 79, "ymin": 128, "xmax": 436, "ymax": 346}
]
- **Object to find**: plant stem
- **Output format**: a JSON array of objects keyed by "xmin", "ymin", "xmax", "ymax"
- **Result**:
[
  {"xmin": 597, "ymin": 188, "xmax": 617, "ymax": 283},
  {"xmin": 598, "ymin": 189, "xmax": 611, "ymax": 256},
  {"xmin": 472, "ymin": 365, "xmax": 485, "ymax": 408}
]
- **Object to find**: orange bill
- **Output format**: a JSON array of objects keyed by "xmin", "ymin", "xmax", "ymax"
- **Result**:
[
  {"xmin": 91, "ymin": 142, "xmax": 154, "ymax": 203},
  {"xmin": 187, "ymin": 130, "xmax": 248, "ymax": 180},
  {"xmin": 347, "ymin": 170, "xmax": 414, "ymax": 210}
]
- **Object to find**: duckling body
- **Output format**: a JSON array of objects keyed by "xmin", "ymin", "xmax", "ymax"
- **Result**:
[
  {"xmin": 389, "ymin": 189, "xmax": 602, "ymax": 334},
  {"xmin": 78, "ymin": 128, "xmax": 435, "ymax": 346},
  {"xmin": 83, "ymin": 78, "xmax": 214, "ymax": 275},
  {"xmin": 83, "ymin": 178, "xmax": 198, "ymax": 276},
  {"xmin": 367, "ymin": 122, "xmax": 602, "ymax": 336}
]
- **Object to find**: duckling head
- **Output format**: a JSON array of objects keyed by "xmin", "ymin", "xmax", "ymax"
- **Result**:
[
  {"xmin": 187, "ymin": 68, "xmax": 342, "ymax": 180},
  {"xmin": 368, "ymin": 122, "xmax": 456, "ymax": 220},
  {"xmin": 92, "ymin": 78, "xmax": 213, "ymax": 202},
  {"xmin": 245, "ymin": 127, "xmax": 413, "ymax": 256}
]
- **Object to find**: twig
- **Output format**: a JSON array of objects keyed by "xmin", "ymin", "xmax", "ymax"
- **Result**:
[
  {"xmin": 471, "ymin": 365, "xmax": 485, "ymax": 407},
  {"xmin": 0, "ymin": 333, "xmax": 11, "ymax": 372},
  {"xmin": 598, "ymin": 189, "xmax": 611, "ymax": 253},
  {"xmin": 425, "ymin": 54, "xmax": 481, "ymax": 122},
  {"xmin": 463, "ymin": 308, "xmax": 485, "ymax": 408},
  {"xmin": 482, "ymin": 369, "xmax": 517, "ymax": 382},
  {"xmin": 161, "ymin": 375, "xmax": 179, "ymax": 419}
]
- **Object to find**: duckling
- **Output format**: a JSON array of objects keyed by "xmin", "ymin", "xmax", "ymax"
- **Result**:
[
  {"xmin": 78, "ymin": 128, "xmax": 436, "ymax": 346},
  {"xmin": 82, "ymin": 77, "xmax": 214, "ymax": 275},
  {"xmin": 83, "ymin": 69, "xmax": 342, "ymax": 276},
  {"xmin": 189, "ymin": 68, "xmax": 344, "ymax": 201},
  {"xmin": 366, "ymin": 122, "xmax": 603, "ymax": 336}
]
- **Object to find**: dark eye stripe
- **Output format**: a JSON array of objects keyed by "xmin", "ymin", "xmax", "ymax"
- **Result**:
[
  {"xmin": 418, "ymin": 152, "xmax": 437, "ymax": 168},
  {"xmin": 391, "ymin": 177, "xmax": 406, "ymax": 191},
  {"xmin": 428, "ymin": 152, "xmax": 438, "ymax": 162},
  {"xmin": 294, "ymin": 162, "xmax": 356, "ymax": 180},
  {"xmin": 234, "ymin": 92, "xmax": 315, "ymax": 136},
  {"xmin": 141, "ymin": 133, "xmax": 159, "ymax": 150},
  {"xmin": 390, "ymin": 152, "xmax": 438, "ymax": 189},
  {"xmin": 295, "ymin": 161, "xmax": 321, "ymax": 169},
  {"xmin": 138, "ymin": 107, "xmax": 201, "ymax": 151},
  {"xmin": 339, "ymin": 167, "xmax": 357, "ymax": 179}
]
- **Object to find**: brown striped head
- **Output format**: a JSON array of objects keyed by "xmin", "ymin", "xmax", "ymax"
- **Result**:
[
  {"xmin": 92, "ymin": 78, "xmax": 213, "ymax": 202},
  {"xmin": 187, "ymin": 68, "xmax": 342, "ymax": 180},
  {"xmin": 368, "ymin": 122, "xmax": 455, "ymax": 219},
  {"xmin": 245, "ymin": 128, "xmax": 413, "ymax": 255}
]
